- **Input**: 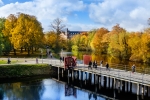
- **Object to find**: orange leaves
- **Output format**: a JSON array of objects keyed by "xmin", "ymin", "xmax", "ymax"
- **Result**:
[{"xmin": 91, "ymin": 27, "xmax": 109, "ymax": 52}]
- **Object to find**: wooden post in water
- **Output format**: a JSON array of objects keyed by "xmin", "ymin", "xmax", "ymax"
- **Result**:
[
  {"xmin": 118, "ymin": 80, "xmax": 121, "ymax": 89},
  {"xmin": 146, "ymin": 86, "xmax": 149, "ymax": 97},
  {"xmin": 72, "ymin": 70, "xmax": 74, "ymax": 81},
  {"xmin": 130, "ymin": 82, "xmax": 132, "ymax": 93},
  {"xmin": 113, "ymin": 78, "xmax": 116, "ymax": 89},
  {"xmin": 81, "ymin": 71, "xmax": 83, "ymax": 81},
  {"xmin": 68, "ymin": 69, "xmax": 69, "ymax": 77},
  {"xmin": 107, "ymin": 77, "xmax": 110, "ymax": 88},
  {"xmin": 58, "ymin": 67, "xmax": 60, "ymax": 80},
  {"xmin": 62, "ymin": 68, "xmax": 64, "ymax": 77},
  {"xmin": 141, "ymin": 85, "xmax": 144, "ymax": 94},
  {"xmin": 85, "ymin": 72, "xmax": 87, "ymax": 85},
  {"xmin": 104, "ymin": 76, "xmax": 106, "ymax": 88},
  {"xmin": 126, "ymin": 81, "xmax": 129, "ymax": 92},
  {"xmin": 137, "ymin": 83, "xmax": 140, "ymax": 95},
  {"xmin": 77, "ymin": 71, "xmax": 79, "ymax": 80},
  {"xmin": 122, "ymin": 81, "xmax": 125, "ymax": 92}
]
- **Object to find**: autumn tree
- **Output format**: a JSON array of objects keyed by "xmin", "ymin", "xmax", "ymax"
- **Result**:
[
  {"xmin": 3, "ymin": 14, "xmax": 17, "ymax": 55},
  {"xmin": 44, "ymin": 31, "xmax": 57, "ymax": 49},
  {"xmin": 91, "ymin": 28, "xmax": 109, "ymax": 53},
  {"xmin": 3, "ymin": 13, "xmax": 44, "ymax": 55},
  {"xmin": 50, "ymin": 18, "xmax": 65, "ymax": 53},
  {"xmin": 107, "ymin": 24, "xmax": 129, "ymax": 59},
  {"xmin": 128, "ymin": 32, "xmax": 142, "ymax": 62},
  {"xmin": 12, "ymin": 13, "xmax": 44, "ymax": 55}
]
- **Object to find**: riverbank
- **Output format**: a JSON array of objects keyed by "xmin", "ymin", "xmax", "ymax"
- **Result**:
[{"xmin": 0, "ymin": 64, "xmax": 53, "ymax": 79}]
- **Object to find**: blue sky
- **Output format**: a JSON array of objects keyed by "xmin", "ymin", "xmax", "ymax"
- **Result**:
[{"xmin": 0, "ymin": 0, "xmax": 150, "ymax": 32}]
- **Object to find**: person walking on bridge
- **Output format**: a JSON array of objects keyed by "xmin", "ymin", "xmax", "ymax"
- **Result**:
[
  {"xmin": 100, "ymin": 60, "xmax": 103, "ymax": 67},
  {"xmin": 132, "ymin": 64, "xmax": 136, "ymax": 73},
  {"xmin": 88, "ymin": 61, "xmax": 92, "ymax": 70},
  {"xmin": 105, "ymin": 62, "xmax": 109, "ymax": 71}
]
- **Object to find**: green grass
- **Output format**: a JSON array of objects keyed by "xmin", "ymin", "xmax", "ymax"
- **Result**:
[
  {"xmin": 0, "ymin": 60, "xmax": 18, "ymax": 64},
  {"xmin": 0, "ymin": 64, "xmax": 50, "ymax": 78}
]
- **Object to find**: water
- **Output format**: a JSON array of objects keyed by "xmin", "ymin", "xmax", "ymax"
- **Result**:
[
  {"xmin": 71, "ymin": 51, "xmax": 150, "ymax": 73},
  {"xmin": 0, "ymin": 75, "xmax": 150, "ymax": 100}
]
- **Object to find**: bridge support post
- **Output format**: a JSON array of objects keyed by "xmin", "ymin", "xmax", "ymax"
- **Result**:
[
  {"xmin": 126, "ymin": 81, "xmax": 129, "ymax": 92},
  {"xmin": 98, "ymin": 75, "xmax": 101, "ymax": 89},
  {"xmin": 68, "ymin": 69, "xmax": 69, "ymax": 77},
  {"xmin": 81, "ymin": 71, "xmax": 83, "ymax": 81},
  {"xmin": 107, "ymin": 77, "xmax": 110, "ymax": 88},
  {"xmin": 141, "ymin": 85, "xmax": 144, "ymax": 94},
  {"xmin": 104, "ymin": 76, "xmax": 107, "ymax": 88},
  {"xmin": 62, "ymin": 69, "xmax": 64, "ymax": 77},
  {"xmin": 58, "ymin": 67, "xmax": 60, "ymax": 80},
  {"xmin": 122, "ymin": 81, "xmax": 125, "ymax": 92},
  {"xmin": 146, "ymin": 86, "xmax": 148, "ymax": 97},
  {"xmin": 94, "ymin": 74, "xmax": 96, "ymax": 85},
  {"xmin": 118, "ymin": 80, "xmax": 121, "ymax": 89},
  {"xmin": 72, "ymin": 70, "xmax": 74, "ymax": 81},
  {"xmin": 113, "ymin": 78, "xmax": 116, "ymax": 89},
  {"xmin": 95, "ymin": 74, "xmax": 98, "ymax": 84},
  {"xmin": 137, "ymin": 83, "xmax": 139, "ymax": 95},
  {"xmin": 77, "ymin": 71, "xmax": 79, "ymax": 80},
  {"xmin": 85, "ymin": 72, "xmax": 87, "ymax": 85},
  {"xmin": 130, "ymin": 82, "xmax": 132, "ymax": 93},
  {"xmin": 89, "ymin": 73, "xmax": 91, "ymax": 85}
]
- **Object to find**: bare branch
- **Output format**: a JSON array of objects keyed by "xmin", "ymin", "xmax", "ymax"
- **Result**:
[{"xmin": 50, "ymin": 18, "xmax": 66, "ymax": 34}]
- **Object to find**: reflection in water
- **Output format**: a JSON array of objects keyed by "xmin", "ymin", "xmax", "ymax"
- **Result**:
[
  {"xmin": 0, "ymin": 81, "xmax": 45, "ymax": 100},
  {"xmin": 0, "ymin": 77, "xmax": 150, "ymax": 100},
  {"xmin": 72, "ymin": 51, "xmax": 150, "ymax": 71},
  {"xmin": 65, "ymin": 84, "xmax": 77, "ymax": 98}
]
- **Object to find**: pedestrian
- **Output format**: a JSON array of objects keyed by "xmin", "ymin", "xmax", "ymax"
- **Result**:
[
  {"xmin": 105, "ymin": 62, "xmax": 109, "ymax": 70},
  {"xmin": 50, "ymin": 53, "xmax": 53, "ymax": 58},
  {"xmin": 100, "ymin": 60, "xmax": 103, "ymax": 67},
  {"xmin": 88, "ymin": 61, "xmax": 92, "ymax": 69},
  {"xmin": 49, "ymin": 51, "xmax": 51, "ymax": 55},
  {"xmin": 94, "ymin": 60, "xmax": 97, "ymax": 68},
  {"xmin": 93, "ymin": 61, "xmax": 95, "ymax": 68},
  {"xmin": 7, "ymin": 57, "xmax": 11, "ymax": 64},
  {"xmin": 132, "ymin": 64, "xmax": 136, "ymax": 73},
  {"xmin": 36, "ymin": 57, "xmax": 38, "ymax": 64},
  {"xmin": 60, "ymin": 56, "xmax": 62, "ymax": 63}
]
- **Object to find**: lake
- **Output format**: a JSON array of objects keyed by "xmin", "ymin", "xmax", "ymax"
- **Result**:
[{"xmin": 0, "ymin": 75, "xmax": 150, "ymax": 100}]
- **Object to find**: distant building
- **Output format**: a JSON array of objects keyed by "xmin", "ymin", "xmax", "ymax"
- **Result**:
[{"xmin": 61, "ymin": 28, "xmax": 87, "ymax": 39}]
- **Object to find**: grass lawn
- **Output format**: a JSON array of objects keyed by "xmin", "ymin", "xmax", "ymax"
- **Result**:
[
  {"xmin": 1, "ymin": 49, "xmax": 48, "ymax": 58},
  {"xmin": 0, "ymin": 60, "xmax": 19, "ymax": 64}
]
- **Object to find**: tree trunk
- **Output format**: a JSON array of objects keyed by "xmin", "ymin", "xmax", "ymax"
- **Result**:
[
  {"xmin": 21, "ymin": 47, "xmax": 23, "ymax": 53},
  {"xmin": 28, "ymin": 48, "xmax": 30, "ymax": 55},
  {"xmin": 32, "ymin": 46, "xmax": 33, "ymax": 54},
  {"xmin": 35, "ymin": 47, "xmax": 36, "ymax": 51},
  {"xmin": 14, "ymin": 49, "xmax": 16, "ymax": 55}
]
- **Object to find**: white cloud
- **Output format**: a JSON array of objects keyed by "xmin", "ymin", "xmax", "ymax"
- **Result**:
[
  {"xmin": 0, "ymin": 0, "xmax": 86, "ymax": 31},
  {"xmin": 89, "ymin": 0, "xmax": 150, "ymax": 31},
  {"xmin": 67, "ymin": 23, "xmax": 101, "ymax": 31}
]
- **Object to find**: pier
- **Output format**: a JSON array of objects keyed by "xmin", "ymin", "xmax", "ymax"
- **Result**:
[{"xmin": 49, "ymin": 59, "xmax": 150, "ymax": 96}]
